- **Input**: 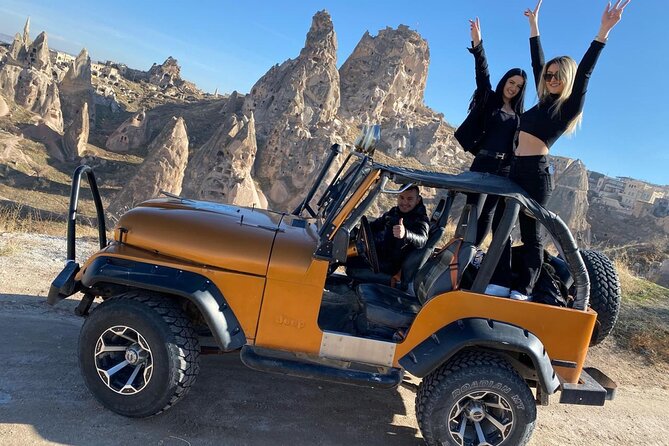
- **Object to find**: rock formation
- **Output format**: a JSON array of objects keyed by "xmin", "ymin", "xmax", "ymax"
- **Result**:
[
  {"xmin": 105, "ymin": 109, "xmax": 149, "ymax": 152},
  {"xmin": 59, "ymin": 48, "xmax": 95, "ymax": 129},
  {"xmin": 340, "ymin": 25, "xmax": 429, "ymax": 121},
  {"xmin": 338, "ymin": 25, "xmax": 467, "ymax": 170},
  {"xmin": 0, "ymin": 21, "xmax": 63, "ymax": 132},
  {"xmin": 62, "ymin": 101, "xmax": 89, "ymax": 159},
  {"xmin": 107, "ymin": 117, "xmax": 189, "ymax": 220},
  {"xmin": 243, "ymin": 10, "xmax": 344, "ymax": 211},
  {"xmin": 546, "ymin": 158, "xmax": 591, "ymax": 245},
  {"xmin": 148, "ymin": 56, "xmax": 180, "ymax": 88},
  {"xmin": 24, "ymin": 31, "xmax": 51, "ymax": 71},
  {"xmin": 182, "ymin": 113, "xmax": 267, "ymax": 207},
  {"xmin": 243, "ymin": 10, "xmax": 340, "ymax": 140}
]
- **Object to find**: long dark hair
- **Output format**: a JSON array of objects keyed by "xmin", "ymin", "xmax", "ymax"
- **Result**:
[{"xmin": 494, "ymin": 68, "xmax": 527, "ymax": 114}]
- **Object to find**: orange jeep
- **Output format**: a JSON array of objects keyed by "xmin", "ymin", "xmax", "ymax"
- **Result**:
[{"xmin": 49, "ymin": 132, "xmax": 620, "ymax": 446}]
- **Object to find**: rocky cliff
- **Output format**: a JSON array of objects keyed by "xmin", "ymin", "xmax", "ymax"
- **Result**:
[{"xmin": 546, "ymin": 157, "xmax": 591, "ymax": 245}]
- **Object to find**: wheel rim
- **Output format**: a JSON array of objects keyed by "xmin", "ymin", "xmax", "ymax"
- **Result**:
[
  {"xmin": 448, "ymin": 390, "xmax": 514, "ymax": 446},
  {"xmin": 94, "ymin": 325, "xmax": 154, "ymax": 395}
]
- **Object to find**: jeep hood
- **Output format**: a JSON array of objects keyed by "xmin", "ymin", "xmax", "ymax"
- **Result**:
[{"xmin": 114, "ymin": 198, "xmax": 286, "ymax": 276}]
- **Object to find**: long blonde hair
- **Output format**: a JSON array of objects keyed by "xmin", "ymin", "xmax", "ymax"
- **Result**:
[{"xmin": 538, "ymin": 56, "xmax": 582, "ymax": 135}]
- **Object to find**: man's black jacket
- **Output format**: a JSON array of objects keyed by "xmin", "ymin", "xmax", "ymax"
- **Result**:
[{"xmin": 370, "ymin": 201, "xmax": 430, "ymax": 275}]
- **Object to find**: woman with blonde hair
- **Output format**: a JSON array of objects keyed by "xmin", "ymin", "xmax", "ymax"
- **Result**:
[{"xmin": 498, "ymin": 0, "xmax": 631, "ymax": 300}]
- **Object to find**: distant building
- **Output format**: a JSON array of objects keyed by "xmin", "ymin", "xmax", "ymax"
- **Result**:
[
  {"xmin": 596, "ymin": 176, "xmax": 624, "ymax": 195},
  {"xmin": 619, "ymin": 177, "xmax": 665, "ymax": 208}
]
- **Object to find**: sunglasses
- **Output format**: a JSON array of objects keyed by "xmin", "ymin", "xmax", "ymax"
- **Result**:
[{"xmin": 543, "ymin": 72, "xmax": 561, "ymax": 82}]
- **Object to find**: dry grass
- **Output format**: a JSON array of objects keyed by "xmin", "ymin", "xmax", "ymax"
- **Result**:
[
  {"xmin": 0, "ymin": 240, "xmax": 21, "ymax": 256},
  {"xmin": 0, "ymin": 204, "xmax": 101, "ymax": 237},
  {"xmin": 613, "ymin": 256, "xmax": 669, "ymax": 363}
]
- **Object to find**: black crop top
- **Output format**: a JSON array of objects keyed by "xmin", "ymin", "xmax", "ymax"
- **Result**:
[
  {"xmin": 479, "ymin": 109, "xmax": 518, "ymax": 154},
  {"xmin": 519, "ymin": 36, "xmax": 605, "ymax": 148}
]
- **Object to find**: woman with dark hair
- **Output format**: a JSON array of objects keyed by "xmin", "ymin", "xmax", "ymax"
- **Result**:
[
  {"xmin": 501, "ymin": 0, "xmax": 631, "ymax": 301},
  {"xmin": 454, "ymin": 17, "xmax": 527, "ymax": 297}
]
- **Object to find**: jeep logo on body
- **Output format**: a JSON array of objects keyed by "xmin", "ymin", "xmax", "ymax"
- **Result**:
[{"xmin": 276, "ymin": 314, "xmax": 305, "ymax": 329}]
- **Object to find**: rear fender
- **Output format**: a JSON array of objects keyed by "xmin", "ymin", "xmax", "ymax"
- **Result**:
[
  {"xmin": 81, "ymin": 256, "xmax": 246, "ymax": 351},
  {"xmin": 399, "ymin": 318, "xmax": 560, "ymax": 394}
]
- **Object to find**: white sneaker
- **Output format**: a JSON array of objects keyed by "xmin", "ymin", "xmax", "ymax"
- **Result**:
[
  {"xmin": 510, "ymin": 290, "xmax": 532, "ymax": 301},
  {"xmin": 485, "ymin": 284, "xmax": 510, "ymax": 297}
]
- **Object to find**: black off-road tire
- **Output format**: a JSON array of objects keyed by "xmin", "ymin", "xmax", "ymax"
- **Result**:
[
  {"xmin": 579, "ymin": 249, "xmax": 621, "ymax": 346},
  {"xmin": 79, "ymin": 291, "xmax": 200, "ymax": 417},
  {"xmin": 416, "ymin": 350, "xmax": 536, "ymax": 446}
]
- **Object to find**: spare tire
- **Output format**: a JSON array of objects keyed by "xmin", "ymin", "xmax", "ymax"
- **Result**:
[{"xmin": 579, "ymin": 249, "xmax": 622, "ymax": 346}]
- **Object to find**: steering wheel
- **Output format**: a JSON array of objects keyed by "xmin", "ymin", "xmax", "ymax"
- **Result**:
[{"xmin": 356, "ymin": 216, "xmax": 380, "ymax": 274}]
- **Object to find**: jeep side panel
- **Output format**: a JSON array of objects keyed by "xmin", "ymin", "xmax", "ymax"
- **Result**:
[{"xmin": 394, "ymin": 290, "xmax": 597, "ymax": 383}]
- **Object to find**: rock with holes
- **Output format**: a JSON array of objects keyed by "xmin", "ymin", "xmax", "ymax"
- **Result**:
[
  {"xmin": 339, "ymin": 25, "xmax": 429, "ymax": 122},
  {"xmin": 107, "ymin": 117, "xmax": 189, "ymax": 221},
  {"xmin": 105, "ymin": 108, "xmax": 149, "ymax": 153},
  {"xmin": 242, "ymin": 10, "xmax": 344, "ymax": 211},
  {"xmin": 182, "ymin": 113, "xmax": 266, "ymax": 207}
]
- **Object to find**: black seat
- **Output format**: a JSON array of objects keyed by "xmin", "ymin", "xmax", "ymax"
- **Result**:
[
  {"xmin": 355, "ymin": 283, "xmax": 421, "ymax": 337},
  {"xmin": 355, "ymin": 200, "xmax": 478, "ymax": 338}
]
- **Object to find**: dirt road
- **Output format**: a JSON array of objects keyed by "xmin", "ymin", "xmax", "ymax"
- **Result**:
[{"xmin": 1, "ymin": 232, "xmax": 668, "ymax": 445}]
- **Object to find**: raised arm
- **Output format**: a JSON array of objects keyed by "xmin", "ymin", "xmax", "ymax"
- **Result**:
[
  {"xmin": 467, "ymin": 18, "xmax": 492, "ymax": 92},
  {"xmin": 525, "ymin": 0, "xmax": 544, "ymax": 90},
  {"xmin": 562, "ymin": 0, "xmax": 631, "ymax": 118}
]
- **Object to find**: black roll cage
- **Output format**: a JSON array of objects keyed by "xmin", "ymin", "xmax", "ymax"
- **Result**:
[{"xmin": 296, "ymin": 150, "xmax": 591, "ymax": 311}]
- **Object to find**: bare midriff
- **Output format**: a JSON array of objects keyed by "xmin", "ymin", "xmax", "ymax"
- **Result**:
[{"xmin": 516, "ymin": 131, "xmax": 549, "ymax": 156}]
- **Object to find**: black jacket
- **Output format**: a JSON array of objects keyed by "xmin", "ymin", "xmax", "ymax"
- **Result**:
[
  {"xmin": 370, "ymin": 202, "xmax": 430, "ymax": 275},
  {"xmin": 454, "ymin": 41, "xmax": 504, "ymax": 155}
]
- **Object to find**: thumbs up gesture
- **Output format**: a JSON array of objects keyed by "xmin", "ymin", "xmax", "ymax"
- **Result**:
[{"xmin": 393, "ymin": 218, "xmax": 406, "ymax": 239}]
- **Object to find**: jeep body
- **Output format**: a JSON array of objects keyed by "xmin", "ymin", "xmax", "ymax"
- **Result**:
[{"xmin": 49, "ymin": 146, "xmax": 618, "ymax": 446}]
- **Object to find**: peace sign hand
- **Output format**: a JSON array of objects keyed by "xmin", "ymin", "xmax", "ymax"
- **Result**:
[
  {"xmin": 524, "ymin": 0, "xmax": 543, "ymax": 25},
  {"xmin": 524, "ymin": 0, "xmax": 542, "ymax": 36},
  {"xmin": 601, "ymin": 0, "xmax": 631, "ymax": 32},
  {"xmin": 469, "ymin": 17, "xmax": 482, "ymax": 46}
]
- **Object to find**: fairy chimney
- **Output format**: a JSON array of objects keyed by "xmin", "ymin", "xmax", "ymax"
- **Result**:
[
  {"xmin": 59, "ymin": 48, "xmax": 95, "ymax": 129},
  {"xmin": 243, "ymin": 10, "xmax": 344, "ymax": 211},
  {"xmin": 182, "ymin": 113, "xmax": 266, "ymax": 207},
  {"xmin": 107, "ymin": 117, "xmax": 189, "ymax": 220},
  {"xmin": 62, "ymin": 101, "xmax": 89, "ymax": 160},
  {"xmin": 243, "ymin": 10, "xmax": 340, "ymax": 142},
  {"xmin": 105, "ymin": 109, "xmax": 149, "ymax": 152}
]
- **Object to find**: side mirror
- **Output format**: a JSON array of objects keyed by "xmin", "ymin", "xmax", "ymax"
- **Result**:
[{"xmin": 354, "ymin": 124, "xmax": 381, "ymax": 155}]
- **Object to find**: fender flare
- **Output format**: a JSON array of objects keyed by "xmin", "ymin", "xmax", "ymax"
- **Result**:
[
  {"xmin": 399, "ymin": 318, "xmax": 560, "ymax": 394},
  {"xmin": 81, "ymin": 256, "xmax": 246, "ymax": 351}
]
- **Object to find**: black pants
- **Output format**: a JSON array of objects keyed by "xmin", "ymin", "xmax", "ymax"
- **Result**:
[
  {"xmin": 492, "ymin": 155, "xmax": 553, "ymax": 294},
  {"xmin": 466, "ymin": 154, "xmax": 511, "ymax": 245}
]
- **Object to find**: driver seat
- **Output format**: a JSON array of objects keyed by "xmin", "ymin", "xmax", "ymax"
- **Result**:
[{"xmin": 355, "ymin": 203, "xmax": 478, "ymax": 339}]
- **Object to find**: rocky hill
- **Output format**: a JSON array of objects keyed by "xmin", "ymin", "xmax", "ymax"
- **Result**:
[{"xmin": 0, "ymin": 13, "xmax": 666, "ymax": 278}]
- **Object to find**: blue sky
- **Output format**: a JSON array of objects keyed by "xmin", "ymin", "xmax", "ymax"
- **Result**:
[{"xmin": 0, "ymin": 0, "xmax": 666, "ymax": 185}]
